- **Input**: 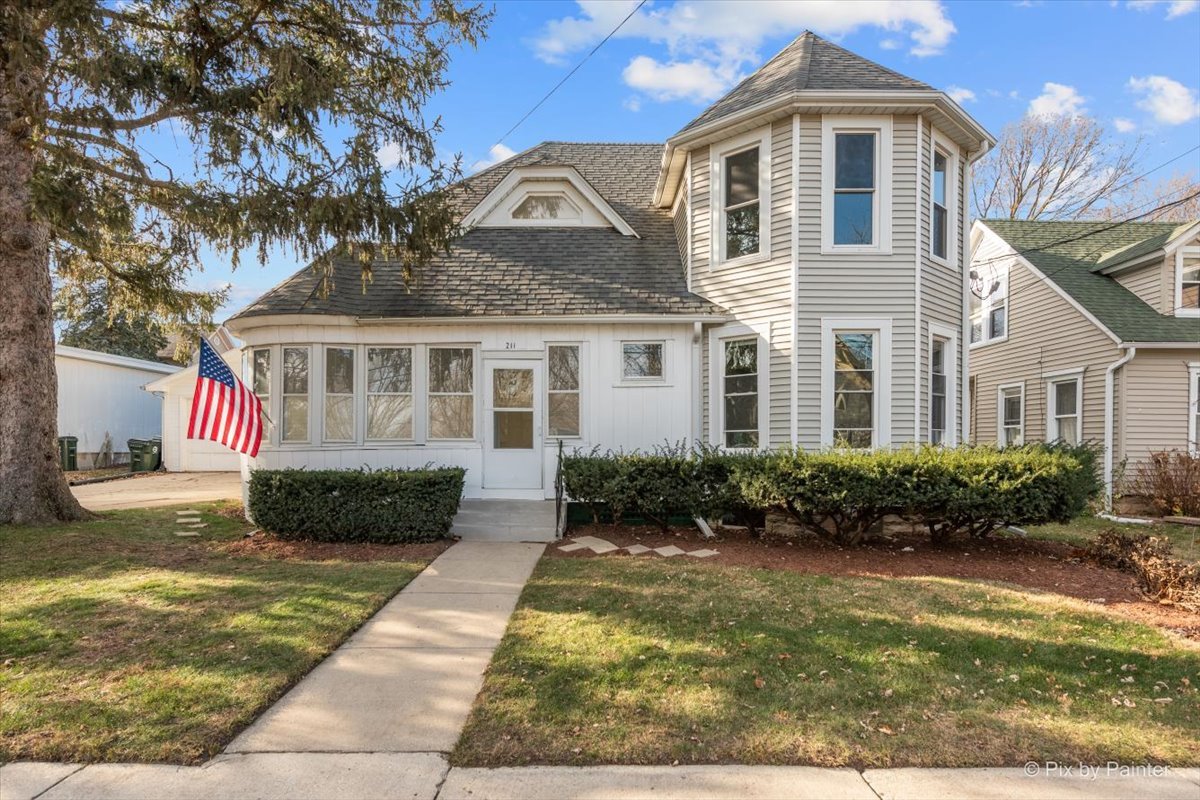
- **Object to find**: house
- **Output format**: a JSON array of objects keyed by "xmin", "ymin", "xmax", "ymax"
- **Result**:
[
  {"xmin": 55, "ymin": 344, "xmax": 180, "ymax": 468},
  {"xmin": 968, "ymin": 219, "xmax": 1200, "ymax": 507},
  {"xmin": 144, "ymin": 331, "xmax": 244, "ymax": 472},
  {"xmin": 211, "ymin": 32, "xmax": 993, "ymax": 501}
]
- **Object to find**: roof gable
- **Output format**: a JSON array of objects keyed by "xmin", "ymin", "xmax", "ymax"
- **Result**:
[{"xmin": 462, "ymin": 165, "xmax": 638, "ymax": 236}]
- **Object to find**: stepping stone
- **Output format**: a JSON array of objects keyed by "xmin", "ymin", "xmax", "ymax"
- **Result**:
[
  {"xmin": 625, "ymin": 544, "xmax": 652, "ymax": 555},
  {"xmin": 588, "ymin": 540, "xmax": 619, "ymax": 554},
  {"xmin": 186, "ymin": 523, "xmax": 208, "ymax": 529},
  {"xmin": 177, "ymin": 517, "xmax": 201, "ymax": 523},
  {"xmin": 558, "ymin": 542, "xmax": 589, "ymax": 552},
  {"xmin": 654, "ymin": 545, "xmax": 685, "ymax": 557},
  {"xmin": 688, "ymin": 549, "xmax": 719, "ymax": 558},
  {"xmin": 176, "ymin": 510, "xmax": 199, "ymax": 516},
  {"xmin": 571, "ymin": 535, "xmax": 612, "ymax": 547},
  {"xmin": 175, "ymin": 531, "xmax": 201, "ymax": 537}
]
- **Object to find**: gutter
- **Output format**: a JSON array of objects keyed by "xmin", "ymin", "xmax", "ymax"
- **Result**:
[{"xmin": 1103, "ymin": 346, "xmax": 1137, "ymax": 511}]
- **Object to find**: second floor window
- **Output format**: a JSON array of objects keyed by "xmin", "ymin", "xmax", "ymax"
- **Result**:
[
  {"xmin": 1180, "ymin": 250, "xmax": 1199, "ymax": 312},
  {"xmin": 970, "ymin": 262, "xmax": 1008, "ymax": 344},
  {"xmin": 932, "ymin": 150, "xmax": 948, "ymax": 259},
  {"xmin": 834, "ymin": 133, "xmax": 876, "ymax": 246},
  {"xmin": 723, "ymin": 147, "xmax": 760, "ymax": 259}
]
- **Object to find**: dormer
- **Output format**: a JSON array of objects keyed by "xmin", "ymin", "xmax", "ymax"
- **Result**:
[
  {"xmin": 1092, "ymin": 221, "xmax": 1200, "ymax": 318},
  {"xmin": 463, "ymin": 164, "xmax": 638, "ymax": 236}
]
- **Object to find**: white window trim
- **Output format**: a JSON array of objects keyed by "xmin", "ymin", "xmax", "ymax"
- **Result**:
[
  {"xmin": 969, "ymin": 260, "xmax": 1010, "ymax": 349},
  {"xmin": 1175, "ymin": 246, "xmax": 1200, "ymax": 318},
  {"xmin": 279, "ymin": 345, "xmax": 313, "ymax": 446},
  {"xmin": 365, "ymin": 346, "xmax": 416, "ymax": 443},
  {"xmin": 427, "ymin": 344, "xmax": 479, "ymax": 442},
  {"xmin": 821, "ymin": 115, "xmax": 893, "ymax": 255},
  {"xmin": 545, "ymin": 341, "xmax": 585, "ymax": 441},
  {"xmin": 464, "ymin": 165, "xmax": 638, "ymax": 236},
  {"xmin": 709, "ymin": 126, "xmax": 771, "ymax": 268},
  {"xmin": 619, "ymin": 340, "xmax": 668, "ymax": 385},
  {"xmin": 708, "ymin": 324, "xmax": 769, "ymax": 451},
  {"xmin": 929, "ymin": 130, "xmax": 958, "ymax": 267},
  {"xmin": 1188, "ymin": 362, "xmax": 1199, "ymax": 456},
  {"xmin": 928, "ymin": 322, "xmax": 958, "ymax": 446},
  {"xmin": 1045, "ymin": 368, "xmax": 1085, "ymax": 444},
  {"xmin": 820, "ymin": 317, "xmax": 893, "ymax": 448},
  {"xmin": 322, "ymin": 346, "xmax": 357, "ymax": 443},
  {"xmin": 996, "ymin": 381, "xmax": 1025, "ymax": 447}
]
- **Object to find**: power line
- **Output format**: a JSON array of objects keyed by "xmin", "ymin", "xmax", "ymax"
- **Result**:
[{"xmin": 491, "ymin": 0, "xmax": 647, "ymax": 150}]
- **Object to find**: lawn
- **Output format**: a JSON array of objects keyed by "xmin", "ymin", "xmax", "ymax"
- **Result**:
[
  {"xmin": 1027, "ymin": 516, "xmax": 1199, "ymax": 563},
  {"xmin": 453, "ymin": 555, "xmax": 1200, "ymax": 768},
  {"xmin": 0, "ymin": 504, "xmax": 437, "ymax": 764}
]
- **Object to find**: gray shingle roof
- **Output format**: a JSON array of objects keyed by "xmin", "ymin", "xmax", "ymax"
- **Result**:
[
  {"xmin": 230, "ymin": 143, "xmax": 721, "ymax": 322},
  {"xmin": 982, "ymin": 219, "xmax": 1200, "ymax": 344},
  {"xmin": 677, "ymin": 31, "xmax": 932, "ymax": 136}
]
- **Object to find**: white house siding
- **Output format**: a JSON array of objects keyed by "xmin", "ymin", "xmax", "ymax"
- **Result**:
[
  {"xmin": 968, "ymin": 233, "xmax": 1122, "ymax": 446},
  {"xmin": 55, "ymin": 347, "xmax": 178, "ymax": 468},
  {"xmin": 235, "ymin": 321, "xmax": 697, "ymax": 498},
  {"xmin": 1120, "ymin": 348, "xmax": 1198, "ymax": 476},
  {"xmin": 152, "ymin": 348, "xmax": 244, "ymax": 472}
]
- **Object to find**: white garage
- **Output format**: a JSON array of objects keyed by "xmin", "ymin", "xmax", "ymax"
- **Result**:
[{"xmin": 143, "ymin": 345, "xmax": 243, "ymax": 472}]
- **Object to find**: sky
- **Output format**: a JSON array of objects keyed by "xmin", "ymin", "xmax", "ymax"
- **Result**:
[{"xmin": 198, "ymin": 0, "xmax": 1200, "ymax": 320}]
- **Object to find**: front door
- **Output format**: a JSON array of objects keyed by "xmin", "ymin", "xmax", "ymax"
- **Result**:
[{"xmin": 483, "ymin": 359, "xmax": 543, "ymax": 490}]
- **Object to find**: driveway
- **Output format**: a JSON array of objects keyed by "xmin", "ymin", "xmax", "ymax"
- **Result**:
[{"xmin": 71, "ymin": 472, "xmax": 242, "ymax": 511}]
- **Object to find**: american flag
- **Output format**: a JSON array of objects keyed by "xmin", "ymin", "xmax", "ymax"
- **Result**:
[{"xmin": 187, "ymin": 338, "xmax": 264, "ymax": 457}]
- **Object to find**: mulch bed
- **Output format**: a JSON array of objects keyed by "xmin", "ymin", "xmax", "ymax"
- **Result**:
[
  {"xmin": 220, "ymin": 532, "xmax": 453, "ymax": 563},
  {"xmin": 555, "ymin": 524, "xmax": 1200, "ymax": 640}
]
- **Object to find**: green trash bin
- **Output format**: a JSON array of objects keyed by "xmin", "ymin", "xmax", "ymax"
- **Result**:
[
  {"xmin": 145, "ymin": 437, "xmax": 163, "ymax": 471},
  {"xmin": 58, "ymin": 436, "xmax": 78, "ymax": 471},
  {"xmin": 128, "ymin": 438, "xmax": 148, "ymax": 472}
]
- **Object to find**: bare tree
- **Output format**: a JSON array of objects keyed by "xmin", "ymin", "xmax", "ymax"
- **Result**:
[
  {"xmin": 1095, "ymin": 172, "xmax": 1200, "ymax": 223},
  {"xmin": 972, "ymin": 115, "xmax": 1142, "ymax": 220}
]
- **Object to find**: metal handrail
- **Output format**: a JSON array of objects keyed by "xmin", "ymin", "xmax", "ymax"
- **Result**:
[{"xmin": 554, "ymin": 438, "xmax": 566, "ymax": 539}]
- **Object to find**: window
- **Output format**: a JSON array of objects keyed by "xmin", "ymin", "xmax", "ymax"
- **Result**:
[
  {"xmin": 622, "ymin": 342, "xmax": 664, "ymax": 381},
  {"xmin": 1188, "ymin": 365, "xmax": 1199, "ymax": 456},
  {"xmin": 511, "ymin": 194, "xmax": 580, "ymax": 221},
  {"xmin": 366, "ymin": 347, "xmax": 413, "ymax": 440},
  {"xmin": 429, "ymin": 347, "xmax": 474, "ymax": 439},
  {"xmin": 548, "ymin": 345, "xmax": 581, "ymax": 437},
  {"xmin": 930, "ymin": 338, "xmax": 948, "ymax": 445},
  {"xmin": 723, "ymin": 147, "xmax": 760, "ymax": 259},
  {"xmin": 324, "ymin": 347, "xmax": 355, "ymax": 441},
  {"xmin": 281, "ymin": 347, "xmax": 309, "ymax": 442},
  {"xmin": 822, "ymin": 117, "xmax": 892, "ymax": 253},
  {"xmin": 998, "ymin": 384, "xmax": 1024, "ymax": 446},
  {"xmin": 1178, "ymin": 248, "xmax": 1200, "ymax": 315},
  {"xmin": 251, "ymin": 349, "xmax": 270, "ymax": 407},
  {"xmin": 722, "ymin": 339, "xmax": 758, "ymax": 448},
  {"xmin": 970, "ymin": 262, "xmax": 1008, "ymax": 344},
  {"xmin": 832, "ymin": 332, "xmax": 876, "ymax": 448},
  {"xmin": 932, "ymin": 150, "xmax": 949, "ymax": 260},
  {"xmin": 1047, "ymin": 375, "xmax": 1082, "ymax": 445},
  {"xmin": 833, "ymin": 133, "xmax": 876, "ymax": 246}
]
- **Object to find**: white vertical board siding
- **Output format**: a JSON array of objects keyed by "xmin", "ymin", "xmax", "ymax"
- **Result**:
[
  {"xmin": 55, "ymin": 353, "xmax": 173, "ymax": 466},
  {"xmin": 236, "ymin": 321, "xmax": 696, "ymax": 498},
  {"xmin": 158, "ymin": 348, "xmax": 244, "ymax": 472},
  {"xmin": 1121, "ymin": 349, "xmax": 1197, "ymax": 476}
]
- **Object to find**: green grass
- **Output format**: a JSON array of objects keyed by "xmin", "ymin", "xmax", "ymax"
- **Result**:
[
  {"xmin": 1027, "ymin": 516, "xmax": 1200, "ymax": 563},
  {"xmin": 0, "ymin": 504, "xmax": 432, "ymax": 764},
  {"xmin": 454, "ymin": 557, "xmax": 1200, "ymax": 768}
]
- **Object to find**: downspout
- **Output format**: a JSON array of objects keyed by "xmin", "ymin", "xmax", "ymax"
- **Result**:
[
  {"xmin": 1104, "ymin": 346, "xmax": 1136, "ymax": 511},
  {"xmin": 692, "ymin": 321, "xmax": 703, "ymax": 445}
]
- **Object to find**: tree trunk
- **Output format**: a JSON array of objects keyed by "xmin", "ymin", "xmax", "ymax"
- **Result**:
[{"xmin": 0, "ymin": 67, "xmax": 89, "ymax": 524}]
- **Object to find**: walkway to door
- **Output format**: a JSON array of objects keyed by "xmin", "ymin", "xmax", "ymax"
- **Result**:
[{"xmin": 451, "ymin": 499, "xmax": 558, "ymax": 542}]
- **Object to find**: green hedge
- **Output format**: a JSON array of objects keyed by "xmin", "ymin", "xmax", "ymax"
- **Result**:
[
  {"xmin": 248, "ymin": 467, "xmax": 465, "ymax": 543},
  {"xmin": 561, "ymin": 443, "xmax": 1100, "ymax": 544}
]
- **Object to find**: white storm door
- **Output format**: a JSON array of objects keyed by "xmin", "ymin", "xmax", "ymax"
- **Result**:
[{"xmin": 483, "ymin": 359, "xmax": 543, "ymax": 490}]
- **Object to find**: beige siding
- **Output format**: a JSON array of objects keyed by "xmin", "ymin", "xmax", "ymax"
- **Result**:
[
  {"xmin": 969, "ymin": 232, "xmax": 1121, "ymax": 446},
  {"xmin": 1114, "ymin": 260, "xmax": 1168, "ymax": 313},
  {"xmin": 1120, "ymin": 349, "xmax": 1197, "ymax": 476}
]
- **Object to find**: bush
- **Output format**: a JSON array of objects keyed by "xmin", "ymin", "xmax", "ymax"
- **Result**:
[
  {"xmin": 1087, "ymin": 530, "xmax": 1200, "ymax": 611},
  {"xmin": 248, "ymin": 466, "xmax": 465, "ymax": 543},
  {"xmin": 1130, "ymin": 451, "xmax": 1200, "ymax": 517}
]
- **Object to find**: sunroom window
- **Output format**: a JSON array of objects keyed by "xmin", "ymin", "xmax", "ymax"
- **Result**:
[
  {"xmin": 281, "ymin": 347, "xmax": 309, "ymax": 442},
  {"xmin": 932, "ymin": 150, "xmax": 948, "ymax": 259},
  {"xmin": 366, "ymin": 347, "xmax": 413, "ymax": 440},
  {"xmin": 548, "ymin": 344, "xmax": 581, "ymax": 437},
  {"xmin": 251, "ymin": 348, "xmax": 270, "ymax": 407},
  {"xmin": 429, "ymin": 347, "xmax": 474, "ymax": 439},
  {"xmin": 324, "ymin": 347, "xmax": 355, "ymax": 441},
  {"xmin": 723, "ymin": 147, "xmax": 760, "ymax": 259},
  {"xmin": 833, "ymin": 133, "xmax": 876, "ymax": 246}
]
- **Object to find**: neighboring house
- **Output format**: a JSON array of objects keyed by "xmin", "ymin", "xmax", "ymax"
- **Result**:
[
  {"xmin": 969, "ymin": 219, "xmax": 1200, "ymax": 506},
  {"xmin": 210, "ymin": 32, "xmax": 993, "ymax": 499},
  {"xmin": 55, "ymin": 344, "xmax": 179, "ymax": 468},
  {"xmin": 144, "ymin": 333, "xmax": 243, "ymax": 472}
]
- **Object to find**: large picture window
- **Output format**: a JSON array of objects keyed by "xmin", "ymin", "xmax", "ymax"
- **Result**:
[
  {"xmin": 281, "ymin": 347, "xmax": 309, "ymax": 442},
  {"xmin": 1048, "ymin": 375, "xmax": 1082, "ymax": 445},
  {"xmin": 366, "ymin": 347, "xmax": 413, "ymax": 440},
  {"xmin": 722, "ymin": 338, "xmax": 758, "ymax": 448},
  {"xmin": 429, "ymin": 347, "xmax": 474, "ymax": 439},
  {"xmin": 548, "ymin": 345, "xmax": 581, "ymax": 437},
  {"xmin": 832, "ymin": 332, "xmax": 876, "ymax": 448},
  {"xmin": 324, "ymin": 347, "xmax": 355, "ymax": 441}
]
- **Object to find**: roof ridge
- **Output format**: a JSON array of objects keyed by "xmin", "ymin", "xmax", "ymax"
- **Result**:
[{"xmin": 810, "ymin": 33, "xmax": 932, "ymax": 90}]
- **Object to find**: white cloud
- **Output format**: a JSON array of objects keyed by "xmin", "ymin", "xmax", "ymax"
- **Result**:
[
  {"xmin": 623, "ymin": 96, "xmax": 642, "ymax": 112},
  {"xmin": 1127, "ymin": 0, "xmax": 1198, "ymax": 19},
  {"xmin": 1128, "ymin": 75, "xmax": 1200, "ymax": 124},
  {"xmin": 534, "ymin": 1, "xmax": 957, "ymax": 106},
  {"xmin": 945, "ymin": 85, "xmax": 976, "ymax": 104},
  {"xmin": 1113, "ymin": 117, "xmax": 1137, "ymax": 132},
  {"xmin": 470, "ymin": 143, "xmax": 517, "ymax": 173},
  {"xmin": 375, "ymin": 141, "xmax": 406, "ymax": 170},
  {"xmin": 1028, "ymin": 82, "xmax": 1087, "ymax": 117},
  {"xmin": 879, "ymin": 38, "xmax": 901, "ymax": 50}
]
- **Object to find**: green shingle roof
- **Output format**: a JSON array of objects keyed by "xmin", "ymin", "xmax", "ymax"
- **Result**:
[{"xmin": 981, "ymin": 219, "xmax": 1200, "ymax": 344}]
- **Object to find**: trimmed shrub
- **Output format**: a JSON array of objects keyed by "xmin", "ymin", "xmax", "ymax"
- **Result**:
[
  {"xmin": 248, "ymin": 466, "xmax": 465, "ymax": 543},
  {"xmin": 1087, "ymin": 530, "xmax": 1199, "ymax": 611},
  {"xmin": 1130, "ymin": 451, "xmax": 1200, "ymax": 517}
]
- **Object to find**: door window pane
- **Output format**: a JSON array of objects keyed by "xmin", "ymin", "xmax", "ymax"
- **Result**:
[
  {"xmin": 429, "ymin": 348, "xmax": 473, "ymax": 439},
  {"xmin": 833, "ymin": 332, "xmax": 875, "ymax": 448},
  {"xmin": 548, "ymin": 345, "xmax": 581, "ymax": 437},
  {"xmin": 281, "ymin": 347, "xmax": 309, "ymax": 442},
  {"xmin": 494, "ymin": 411, "xmax": 534, "ymax": 449},
  {"xmin": 493, "ymin": 369, "xmax": 533, "ymax": 408},
  {"xmin": 622, "ymin": 342, "xmax": 664, "ymax": 379},
  {"xmin": 723, "ymin": 338, "xmax": 758, "ymax": 448}
]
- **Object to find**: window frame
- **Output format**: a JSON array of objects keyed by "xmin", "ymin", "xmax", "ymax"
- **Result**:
[
  {"xmin": 929, "ymin": 131, "xmax": 958, "ymax": 266},
  {"xmin": 365, "ymin": 346, "xmax": 415, "ymax": 442},
  {"xmin": 928, "ymin": 322, "xmax": 958, "ymax": 446},
  {"xmin": 1188, "ymin": 362, "xmax": 1199, "ymax": 457},
  {"xmin": 709, "ymin": 326, "xmax": 769, "ymax": 451},
  {"xmin": 507, "ymin": 191, "xmax": 584, "ymax": 224},
  {"xmin": 427, "ymin": 345, "xmax": 478, "ymax": 442},
  {"xmin": 322, "ymin": 346, "xmax": 356, "ymax": 443},
  {"xmin": 279, "ymin": 345, "xmax": 312, "ymax": 445},
  {"xmin": 820, "ymin": 317, "xmax": 892, "ymax": 448},
  {"xmin": 821, "ymin": 115, "xmax": 893, "ymax": 255},
  {"xmin": 546, "ymin": 342, "xmax": 584, "ymax": 440},
  {"xmin": 970, "ymin": 260, "xmax": 1009, "ymax": 348},
  {"xmin": 619, "ymin": 340, "xmax": 667, "ymax": 384},
  {"xmin": 1045, "ymin": 368, "xmax": 1085, "ymax": 445},
  {"xmin": 709, "ymin": 127, "xmax": 771, "ymax": 268},
  {"xmin": 1175, "ymin": 246, "xmax": 1200, "ymax": 318},
  {"xmin": 996, "ymin": 382, "xmax": 1025, "ymax": 447}
]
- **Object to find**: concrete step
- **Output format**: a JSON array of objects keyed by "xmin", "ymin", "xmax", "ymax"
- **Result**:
[{"xmin": 451, "ymin": 500, "xmax": 559, "ymax": 543}]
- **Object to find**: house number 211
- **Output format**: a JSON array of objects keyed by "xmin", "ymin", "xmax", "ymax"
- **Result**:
[{"xmin": 504, "ymin": 341, "xmax": 518, "ymax": 350}]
